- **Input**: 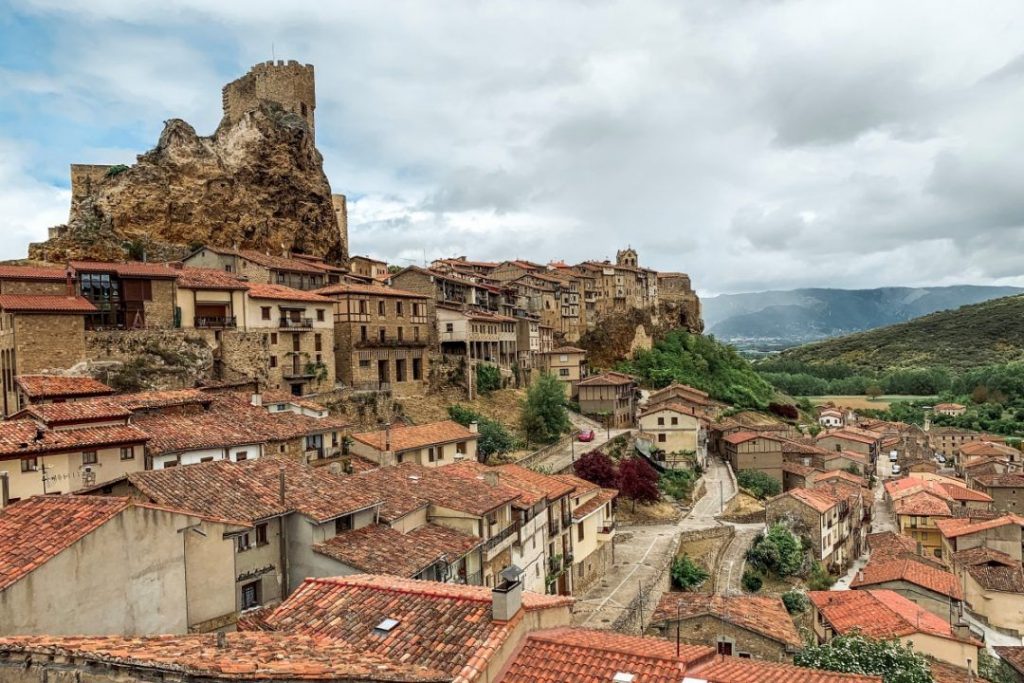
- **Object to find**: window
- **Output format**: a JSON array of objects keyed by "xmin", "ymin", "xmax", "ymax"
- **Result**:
[
  {"xmin": 578, "ymin": 521, "xmax": 585, "ymax": 541},
  {"xmin": 359, "ymin": 359, "xmax": 371, "ymax": 368},
  {"xmin": 82, "ymin": 451, "xmax": 98, "ymax": 465},
  {"xmin": 428, "ymin": 447, "xmax": 436, "ymax": 462},
  {"xmin": 120, "ymin": 446, "xmax": 134, "ymax": 461},
  {"xmin": 237, "ymin": 532, "xmax": 252, "ymax": 552},
  {"xmin": 360, "ymin": 326, "xmax": 368, "ymax": 342},
  {"xmin": 256, "ymin": 523, "xmax": 269, "ymax": 546},
  {"xmin": 261, "ymin": 306, "xmax": 271, "ymax": 320},
  {"xmin": 241, "ymin": 580, "xmax": 261, "ymax": 609},
  {"xmin": 716, "ymin": 641, "xmax": 733, "ymax": 656},
  {"xmin": 457, "ymin": 441, "xmax": 467, "ymax": 455},
  {"xmin": 445, "ymin": 323, "xmax": 454, "ymax": 333},
  {"xmin": 316, "ymin": 308, "xmax": 325, "ymax": 322},
  {"xmin": 559, "ymin": 368, "xmax": 569, "ymax": 377},
  {"xmin": 200, "ymin": 456, "xmax": 214, "ymax": 463},
  {"xmin": 412, "ymin": 357, "xmax": 422, "ymax": 380},
  {"xmin": 396, "ymin": 301, "xmax": 404, "ymax": 317},
  {"xmin": 378, "ymin": 301, "xmax": 386, "ymax": 316},
  {"xmin": 236, "ymin": 451, "xmax": 248, "ymax": 461},
  {"xmin": 335, "ymin": 515, "xmax": 353, "ymax": 534},
  {"xmin": 671, "ymin": 417, "xmax": 678, "ymax": 426},
  {"xmin": 315, "ymin": 334, "xmax": 323, "ymax": 352},
  {"xmin": 486, "ymin": 511, "xmax": 498, "ymax": 526},
  {"xmin": 358, "ymin": 300, "xmax": 368, "ymax": 314},
  {"xmin": 657, "ymin": 417, "xmax": 665, "ymax": 426},
  {"xmin": 414, "ymin": 327, "xmax": 420, "ymax": 341},
  {"xmin": 379, "ymin": 328, "xmax": 386, "ymax": 342},
  {"xmin": 271, "ymin": 332, "xmax": 278, "ymax": 345},
  {"xmin": 397, "ymin": 327, "xmax": 404, "ymax": 341},
  {"xmin": 658, "ymin": 433, "xmax": 667, "ymax": 443},
  {"xmin": 270, "ymin": 355, "xmax": 278, "ymax": 368},
  {"xmin": 20, "ymin": 457, "xmax": 38, "ymax": 472}
]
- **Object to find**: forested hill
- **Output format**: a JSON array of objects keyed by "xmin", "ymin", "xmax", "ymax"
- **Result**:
[
  {"xmin": 775, "ymin": 294, "xmax": 1024, "ymax": 373},
  {"xmin": 704, "ymin": 285, "xmax": 1022, "ymax": 344}
]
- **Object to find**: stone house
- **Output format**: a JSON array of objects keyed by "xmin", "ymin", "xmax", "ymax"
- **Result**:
[
  {"xmin": 782, "ymin": 462, "xmax": 820, "ymax": 491},
  {"xmin": 816, "ymin": 427, "xmax": 880, "ymax": 464},
  {"xmin": 885, "ymin": 477, "xmax": 994, "ymax": 559},
  {"xmin": 928, "ymin": 426, "xmax": 1006, "ymax": 460},
  {"xmin": 391, "ymin": 265, "xmax": 490, "ymax": 311},
  {"xmin": 646, "ymin": 382, "xmax": 724, "ymax": 420},
  {"xmin": 850, "ymin": 555, "xmax": 963, "ymax": 620},
  {"xmin": 723, "ymin": 432, "xmax": 784, "ymax": 483},
  {"xmin": 952, "ymin": 547, "xmax": 1024, "ymax": 637},
  {"xmin": 936, "ymin": 515, "xmax": 1024, "ymax": 561},
  {"xmin": 348, "ymin": 255, "xmax": 391, "ymax": 283},
  {"xmin": 314, "ymin": 281, "xmax": 432, "ymax": 395},
  {"xmin": 13, "ymin": 374, "xmax": 114, "ymax": 409},
  {"xmin": 436, "ymin": 305, "xmax": 519, "ymax": 389},
  {"xmin": 650, "ymin": 593, "xmax": 802, "ymax": 662},
  {"xmin": 0, "ymin": 294, "xmax": 94, "ymax": 417},
  {"xmin": 245, "ymin": 283, "xmax": 335, "ymax": 395},
  {"xmin": 576, "ymin": 371, "xmax": 638, "ymax": 428},
  {"xmin": 183, "ymin": 245, "xmax": 329, "ymax": 291},
  {"xmin": 638, "ymin": 403, "xmax": 707, "ymax": 469},
  {"xmin": 174, "ymin": 266, "xmax": 249, "ymax": 333},
  {"xmin": 535, "ymin": 346, "xmax": 586, "ymax": 397},
  {"xmin": 515, "ymin": 314, "xmax": 542, "ymax": 385},
  {"xmin": 349, "ymin": 420, "xmax": 479, "ymax": 468},
  {"xmin": 0, "ymin": 495, "xmax": 241, "ymax": 635},
  {"xmin": 0, "ymin": 264, "xmax": 72, "ymax": 296},
  {"xmin": 71, "ymin": 260, "xmax": 179, "ymax": 329},
  {"xmin": 971, "ymin": 473, "xmax": 1024, "ymax": 513},
  {"xmin": 820, "ymin": 449, "xmax": 871, "ymax": 476},
  {"xmin": 767, "ymin": 487, "xmax": 850, "ymax": 571},
  {"xmin": 809, "ymin": 589, "xmax": 981, "ymax": 672},
  {"xmin": 934, "ymin": 402, "xmax": 967, "ymax": 417},
  {"xmin": 552, "ymin": 473, "xmax": 617, "ymax": 594},
  {"xmin": 956, "ymin": 440, "xmax": 1021, "ymax": 476}
]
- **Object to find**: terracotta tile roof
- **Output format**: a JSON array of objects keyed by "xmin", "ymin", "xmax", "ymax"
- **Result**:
[
  {"xmin": 817, "ymin": 429, "xmax": 877, "ymax": 446},
  {"xmin": 313, "ymin": 282, "xmax": 428, "ymax": 299},
  {"xmin": 649, "ymin": 382, "xmax": 710, "ymax": 401},
  {"xmin": 809, "ymin": 589, "xmax": 977, "ymax": 643},
  {"xmin": 497, "ymin": 627, "xmax": 716, "ymax": 683},
  {"xmin": 640, "ymin": 401, "xmax": 701, "ymax": 419},
  {"xmin": 128, "ymin": 458, "xmax": 381, "ymax": 526},
  {"xmin": 967, "ymin": 561, "xmax": 1024, "ymax": 592},
  {"xmin": 783, "ymin": 462, "xmax": 819, "ymax": 477},
  {"xmin": 650, "ymin": 593, "xmax": 801, "ymax": 647},
  {"xmin": 959, "ymin": 441, "xmax": 1019, "ymax": 457},
  {"xmin": 0, "ymin": 294, "xmax": 96, "ymax": 313},
  {"xmin": 175, "ymin": 266, "xmax": 249, "ymax": 290},
  {"xmin": 14, "ymin": 374, "xmax": 114, "ymax": 399},
  {"xmin": 444, "ymin": 461, "xmax": 568, "ymax": 508},
  {"xmin": 0, "ymin": 496, "xmax": 131, "ymax": 591},
  {"xmin": 0, "ymin": 264, "xmax": 69, "ymax": 281},
  {"xmin": 69, "ymin": 260, "xmax": 179, "ymax": 278},
  {"xmin": 934, "ymin": 403, "xmax": 966, "ymax": 411},
  {"xmin": 692, "ymin": 656, "xmax": 883, "ymax": 683},
  {"xmin": 0, "ymin": 420, "xmax": 147, "ymax": 458},
  {"xmin": 824, "ymin": 450, "xmax": 870, "ymax": 465},
  {"xmin": 350, "ymin": 421, "xmax": 477, "ymax": 453},
  {"xmin": 247, "ymin": 283, "xmax": 333, "ymax": 303},
  {"xmin": 132, "ymin": 409, "xmax": 261, "ymax": 455},
  {"xmin": 851, "ymin": 556, "xmax": 963, "ymax": 599},
  {"xmin": 16, "ymin": 400, "xmax": 130, "ymax": 425},
  {"xmin": 927, "ymin": 660, "xmax": 984, "ymax": 683},
  {"xmin": 941, "ymin": 482, "xmax": 993, "ymax": 503},
  {"xmin": 994, "ymin": 646, "xmax": 1024, "ymax": 675},
  {"xmin": 892, "ymin": 491, "xmax": 953, "ymax": 517},
  {"xmin": 867, "ymin": 531, "xmax": 919, "ymax": 560},
  {"xmin": 113, "ymin": 388, "xmax": 213, "ymax": 411},
  {"xmin": 494, "ymin": 464, "xmax": 576, "ymax": 502},
  {"xmin": 952, "ymin": 546, "xmax": 1018, "ymax": 567},
  {"xmin": 724, "ymin": 430, "xmax": 779, "ymax": 446},
  {"xmin": 779, "ymin": 438, "xmax": 832, "ymax": 456},
  {"xmin": 774, "ymin": 487, "xmax": 838, "ymax": 514},
  {"xmin": 260, "ymin": 575, "xmax": 573, "ymax": 681},
  {"xmin": 816, "ymin": 470, "xmax": 867, "ymax": 487},
  {"xmin": 572, "ymin": 488, "xmax": 617, "ymax": 521},
  {"xmin": 348, "ymin": 455, "xmax": 380, "ymax": 473},
  {"xmin": 314, "ymin": 523, "xmax": 482, "ymax": 577},
  {"xmin": 973, "ymin": 473, "xmax": 1024, "ymax": 487},
  {"xmin": 202, "ymin": 247, "xmax": 328, "ymax": 274},
  {"xmin": 576, "ymin": 371, "xmax": 635, "ymax": 387},
  {"xmin": 552, "ymin": 473, "xmax": 601, "ymax": 497},
  {"xmin": 935, "ymin": 514, "xmax": 1024, "ymax": 539},
  {"xmin": 260, "ymin": 389, "xmax": 327, "ymax": 413},
  {"xmin": 0, "ymin": 632, "xmax": 449, "ymax": 681}
]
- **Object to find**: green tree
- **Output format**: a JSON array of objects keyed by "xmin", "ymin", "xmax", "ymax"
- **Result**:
[
  {"xmin": 979, "ymin": 650, "xmax": 1017, "ymax": 683},
  {"xmin": 866, "ymin": 384, "xmax": 884, "ymax": 400},
  {"xmin": 741, "ymin": 568, "xmax": 763, "ymax": 592},
  {"xmin": 475, "ymin": 364, "xmax": 502, "ymax": 395},
  {"xmin": 808, "ymin": 561, "xmax": 837, "ymax": 590},
  {"xmin": 746, "ymin": 523, "xmax": 803, "ymax": 577},
  {"xmin": 521, "ymin": 372, "xmax": 572, "ymax": 444},
  {"xmin": 670, "ymin": 555, "xmax": 709, "ymax": 591},
  {"xmin": 782, "ymin": 589, "xmax": 809, "ymax": 614},
  {"xmin": 447, "ymin": 405, "xmax": 517, "ymax": 460},
  {"xmin": 736, "ymin": 470, "xmax": 782, "ymax": 499},
  {"xmin": 794, "ymin": 633, "xmax": 933, "ymax": 683}
]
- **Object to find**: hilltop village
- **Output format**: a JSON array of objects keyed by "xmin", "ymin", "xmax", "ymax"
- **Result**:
[{"xmin": 3, "ymin": 63, "xmax": 1024, "ymax": 683}]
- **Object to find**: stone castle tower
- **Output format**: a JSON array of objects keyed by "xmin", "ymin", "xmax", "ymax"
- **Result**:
[
  {"xmin": 616, "ymin": 247, "xmax": 639, "ymax": 268},
  {"xmin": 221, "ymin": 60, "xmax": 317, "ymax": 141}
]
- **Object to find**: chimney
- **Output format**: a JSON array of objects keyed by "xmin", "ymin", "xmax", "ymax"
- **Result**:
[
  {"xmin": 0, "ymin": 472, "xmax": 8, "ymax": 508},
  {"xmin": 250, "ymin": 392, "xmax": 263, "ymax": 407},
  {"xmin": 384, "ymin": 423, "xmax": 392, "ymax": 452},
  {"xmin": 484, "ymin": 471, "xmax": 500, "ymax": 487},
  {"xmin": 216, "ymin": 631, "xmax": 227, "ymax": 649},
  {"xmin": 469, "ymin": 421, "xmax": 479, "ymax": 434},
  {"xmin": 857, "ymin": 570, "xmax": 864, "ymax": 583},
  {"xmin": 952, "ymin": 622, "xmax": 973, "ymax": 641},
  {"xmin": 279, "ymin": 465, "xmax": 286, "ymax": 504},
  {"xmin": 65, "ymin": 265, "xmax": 75, "ymax": 298},
  {"xmin": 492, "ymin": 566, "xmax": 524, "ymax": 622}
]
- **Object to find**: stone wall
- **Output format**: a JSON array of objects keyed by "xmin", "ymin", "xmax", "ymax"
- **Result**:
[
  {"xmin": 574, "ymin": 539, "xmax": 613, "ymax": 595},
  {"xmin": 219, "ymin": 330, "xmax": 270, "ymax": 386},
  {"xmin": 222, "ymin": 60, "xmax": 316, "ymax": 138},
  {"xmin": 145, "ymin": 279, "xmax": 177, "ymax": 328},
  {"xmin": 0, "ymin": 280, "xmax": 68, "ymax": 296},
  {"xmin": 15, "ymin": 315, "xmax": 87, "ymax": 374},
  {"xmin": 652, "ymin": 614, "xmax": 795, "ymax": 662},
  {"xmin": 84, "ymin": 329, "xmax": 214, "ymax": 391}
]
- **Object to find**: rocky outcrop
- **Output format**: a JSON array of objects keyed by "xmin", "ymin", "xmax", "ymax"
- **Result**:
[{"xmin": 30, "ymin": 103, "xmax": 343, "ymax": 263}]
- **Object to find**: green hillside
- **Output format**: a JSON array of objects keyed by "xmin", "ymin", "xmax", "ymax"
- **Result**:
[{"xmin": 776, "ymin": 294, "xmax": 1024, "ymax": 373}]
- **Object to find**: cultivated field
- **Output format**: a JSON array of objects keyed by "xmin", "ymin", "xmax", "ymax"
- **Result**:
[{"xmin": 804, "ymin": 394, "xmax": 938, "ymax": 411}]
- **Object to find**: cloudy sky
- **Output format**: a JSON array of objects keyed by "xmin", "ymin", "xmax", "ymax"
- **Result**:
[{"xmin": 2, "ymin": 1, "xmax": 1024, "ymax": 295}]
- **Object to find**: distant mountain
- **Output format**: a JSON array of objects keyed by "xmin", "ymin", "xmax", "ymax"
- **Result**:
[
  {"xmin": 704, "ymin": 286, "xmax": 1023, "ymax": 346},
  {"xmin": 777, "ymin": 294, "xmax": 1024, "ymax": 373}
]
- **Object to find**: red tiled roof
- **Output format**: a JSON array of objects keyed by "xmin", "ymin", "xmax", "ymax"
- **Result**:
[
  {"xmin": 775, "ymin": 487, "xmax": 838, "ymax": 514},
  {"xmin": 994, "ymin": 646, "xmax": 1024, "ymax": 676},
  {"xmin": 973, "ymin": 473, "xmax": 1024, "ymax": 488},
  {"xmin": 935, "ymin": 514, "xmax": 1024, "ymax": 539},
  {"xmin": 246, "ymin": 283, "xmax": 333, "ymax": 303},
  {"xmin": 572, "ymin": 488, "xmax": 617, "ymax": 522},
  {"xmin": 934, "ymin": 403, "xmax": 966, "ymax": 411},
  {"xmin": 313, "ymin": 523, "xmax": 482, "ymax": 577},
  {"xmin": 941, "ymin": 482, "xmax": 993, "ymax": 503},
  {"xmin": 497, "ymin": 627, "xmax": 716, "ymax": 683},
  {"xmin": 782, "ymin": 462, "xmax": 819, "ymax": 477},
  {"xmin": 810, "ymin": 589, "xmax": 977, "ymax": 643},
  {"xmin": 0, "ymin": 294, "xmax": 96, "ymax": 313},
  {"xmin": 14, "ymin": 375, "xmax": 113, "ymax": 399},
  {"xmin": 0, "ymin": 632, "xmax": 449, "ymax": 681},
  {"xmin": 444, "ymin": 461, "xmax": 575, "ymax": 508},
  {"xmin": 127, "ymin": 457, "xmax": 381, "ymax": 526},
  {"xmin": 0, "ymin": 420, "xmax": 147, "ymax": 458},
  {"xmin": 14, "ymin": 400, "xmax": 130, "ymax": 425},
  {"xmin": 540, "ymin": 346, "xmax": 587, "ymax": 354},
  {"xmin": 967, "ymin": 561, "xmax": 1024, "ymax": 592},
  {"xmin": 69, "ymin": 260, "xmax": 179, "ymax": 279},
  {"xmin": 577, "ymin": 372, "xmax": 635, "ymax": 387},
  {"xmin": 113, "ymin": 388, "xmax": 212, "ymax": 411},
  {"xmin": 816, "ymin": 470, "xmax": 867, "ymax": 487},
  {"xmin": 350, "ymin": 421, "xmax": 477, "ymax": 453},
  {"xmin": 259, "ymin": 575, "xmax": 573, "ymax": 681},
  {"xmin": 693, "ymin": 657, "xmax": 882, "ymax": 683},
  {"xmin": 640, "ymin": 401, "xmax": 701, "ymax": 419},
  {"xmin": 892, "ymin": 491, "xmax": 953, "ymax": 517},
  {"xmin": 851, "ymin": 556, "xmax": 963, "ymax": 599},
  {"xmin": 352, "ymin": 463, "xmax": 520, "ymax": 520},
  {"xmin": 313, "ymin": 282, "xmax": 428, "ymax": 299},
  {"xmin": 174, "ymin": 266, "xmax": 249, "ymax": 290},
  {"xmin": 552, "ymin": 473, "xmax": 601, "ymax": 497},
  {"xmin": 866, "ymin": 531, "xmax": 919, "ymax": 560},
  {"xmin": 0, "ymin": 264, "xmax": 68, "ymax": 281},
  {"xmin": 200, "ymin": 247, "xmax": 328, "ymax": 275},
  {"xmin": 650, "ymin": 593, "xmax": 801, "ymax": 647}
]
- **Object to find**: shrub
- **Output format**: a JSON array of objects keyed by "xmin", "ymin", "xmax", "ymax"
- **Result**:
[
  {"xmin": 736, "ymin": 470, "xmax": 782, "ymax": 499},
  {"xmin": 747, "ymin": 523, "xmax": 803, "ymax": 577},
  {"xmin": 573, "ymin": 451, "xmax": 618, "ymax": 489},
  {"xmin": 794, "ymin": 633, "xmax": 932, "ymax": 683},
  {"xmin": 447, "ymin": 405, "xmax": 517, "ymax": 460},
  {"xmin": 617, "ymin": 456, "xmax": 661, "ymax": 509},
  {"xmin": 741, "ymin": 568, "xmax": 763, "ymax": 592},
  {"xmin": 475, "ymin": 364, "xmax": 502, "ymax": 395},
  {"xmin": 808, "ymin": 561, "xmax": 837, "ymax": 590},
  {"xmin": 659, "ymin": 469, "xmax": 696, "ymax": 501},
  {"xmin": 521, "ymin": 373, "xmax": 572, "ymax": 444},
  {"xmin": 782, "ymin": 589, "xmax": 810, "ymax": 614},
  {"xmin": 105, "ymin": 164, "xmax": 129, "ymax": 177},
  {"xmin": 671, "ymin": 555, "xmax": 709, "ymax": 591}
]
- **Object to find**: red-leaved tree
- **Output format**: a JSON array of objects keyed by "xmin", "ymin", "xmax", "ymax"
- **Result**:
[
  {"xmin": 573, "ymin": 451, "xmax": 618, "ymax": 489},
  {"xmin": 617, "ymin": 457, "xmax": 661, "ymax": 510}
]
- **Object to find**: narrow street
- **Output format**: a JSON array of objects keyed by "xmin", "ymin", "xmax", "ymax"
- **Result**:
[
  {"xmin": 530, "ymin": 412, "xmax": 630, "ymax": 473},
  {"xmin": 717, "ymin": 524, "xmax": 764, "ymax": 594}
]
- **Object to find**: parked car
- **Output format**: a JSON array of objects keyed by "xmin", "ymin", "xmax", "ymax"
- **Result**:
[
  {"xmin": 891, "ymin": 464, "xmax": 901, "ymax": 475},
  {"xmin": 936, "ymin": 455, "xmax": 947, "ymax": 463},
  {"xmin": 889, "ymin": 451, "xmax": 899, "ymax": 462},
  {"xmin": 578, "ymin": 429, "xmax": 595, "ymax": 442}
]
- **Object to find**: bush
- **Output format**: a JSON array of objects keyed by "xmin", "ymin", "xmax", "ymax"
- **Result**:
[
  {"xmin": 747, "ymin": 523, "xmax": 803, "ymax": 577},
  {"xmin": 618, "ymin": 456, "xmax": 661, "ymax": 508},
  {"xmin": 475, "ymin": 364, "xmax": 502, "ymax": 395},
  {"xmin": 736, "ymin": 470, "xmax": 782, "ymax": 499},
  {"xmin": 808, "ymin": 561, "xmax": 837, "ymax": 590},
  {"xmin": 741, "ymin": 569, "xmax": 763, "ymax": 592},
  {"xmin": 521, "ymin": 373, "xmax": 572, "ymax": 444},
  {"xmin": 105, "ymin": 164, "xmax": 129, "ymax": 177},
  {"xmin": 794, "ymin": 633, "xmax": 932, "ymax": 683},
  {"xmin": 671, "ymin": 555, "xmax": 709, "ymax": 591},
  {"xmin": 573, "ymin": 451, "xmax": 618, "ymax": 489},
  {"xmin": 768, "ymin": 402, "xmax": 799, "ymax": 419},
  {"xmin": 659, "ymin": 469, "xmax": 696, "ymax": 501},
  {"xmin": 447, "ymin": 405, "xmax": 517, "ymax": 460},
  {"xmin": 782, "ymin": 589, "xmax": 810, "ymax": 614}
]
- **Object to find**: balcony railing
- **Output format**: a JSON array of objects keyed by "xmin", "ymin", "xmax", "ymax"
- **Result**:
[
  {"xmin": 354, "ymin": 337, "xmax": 429, "ymax": 349},
  {"xmin": 457, "ymin": 570, "xmax": 483, "ymax": 586},
  {"xmin": 280, "ymin": 317, "xmax": 314, "ymax": 329},
  {"xmin": 483, "ymin": 522, "xmax": 519, "ymax": 559},
  {"xmin": 283, "ymin": 362, "xmax": 316, "ymax": 379},
  {"xmin": 195, "ymin": 316, "xmax": 236, "ymax": 329}
]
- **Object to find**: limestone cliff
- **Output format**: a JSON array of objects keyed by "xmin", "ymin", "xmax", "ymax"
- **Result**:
[{"xmin": 30, "ymin": 102, "xmax": 344, "ymax": 263}]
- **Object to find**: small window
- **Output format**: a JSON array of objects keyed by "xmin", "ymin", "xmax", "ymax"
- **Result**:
[
  {"xmin": 261, "ymin": 306, "xmax": 271, "ymax": 320},
  {"xmin": 658, "ymin": 433, "xmax": 667, "ymax": 443},
  {"xmin": 559, "ymin": 368, "xmax": 569, "ymax": 377},
  {"xmin": 414, "ymin": 327, "xmax": 420, "ymax": 341},
  {"xmin": 270, "ymin": 355, "xmax": 278, "ymax": 368},
  {"xmin": 200, "ymin": 456, "xmax": 214, "ymax": 463},
  {"xmin": 335, "ymin": 515, "xmax": 353, "ymax": 534},
  {"xmin": 396, "ymin": 301, "xmax": 404, "ymax": 317},
  {"xmin": 82, "ymin": 451, "xmax": 98, "ymax": 465},
  {"xmin": 359, "ymin": 359, "xmax": 371, "ymax": 368},
  {"xmin": 457, "ymin": 441, "xmax": 467, "ymax": 455},
  {"xmin": 236, "ymin": 452, "xmax": 248, "ymax": 462},
  {"xmin": 378, "ymin": 301, "xmax": 386, "ymax": 316},
  {"xmin": 21, "ymin": 457, "xmax": 38, "ymax": 473},
  {"xmin": 237, "ymin": 532, "xmax": 252, "ymax": 552},
  {"xmin": 241, "ymin": 580, "xmax": 261, "ymax": 609},
  {"xmin": 578, "ymin": 521, "xmax": 585, "ymax": 541},
  {"xmin": 360, "ymin": 326, "xmax": 368, "ymax": 341},
  {"xmin": 428, "ymin": 447, "xmax": 436, "ymax": 463},
  {"xmin": 256, "ymin": 523, "xmax": 269, "ymax": 546},
  {"xmin": 671, "ymin": 417, "xmax": 679, "ymax": 426},
  {"xmin": 397, "ymin": 327, "xmax": 404, "ymax": 341},
  {"xmin": 316, "ymin": 309, "xmax": 325, "ymax": 322},
  {"xmin": 315, "ymin": 333, "xmax": 323, "ymax": 352},
  {"xmin": 379, "ymin": 328, "xmax": 386, "ymax": 342},
  {"xmin": 445, "ymin": 323, "xmax": 454, "ymax": 333},
  {"xmin": 271, "ymin": 332, "xmax": 278, "ymax": 345},
  {"xmin": 120, "ymin": 446, "xmax": 134, "ymax": 461},
  {"xmin": 657, "ymin": 417, "xmax": 665, "ymax": 426}
]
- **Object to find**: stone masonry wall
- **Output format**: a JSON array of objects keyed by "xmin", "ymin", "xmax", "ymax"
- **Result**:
[
  {"xmin": 145, "ymin": 279, "xmax": 176, "ymax": 328},
  {"xmin": 653, "ymin": 614, "xmax": 794, "ymax": 662},
  {"xmin": 15, "ymin": 315, "xmax": 87, "ymax": 374}
]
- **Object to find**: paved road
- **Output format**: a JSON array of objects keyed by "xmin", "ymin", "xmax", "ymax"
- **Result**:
[
  {"xmin": 530, "ymin": 412, "xmax": 630, "ymax": 473},
  {"xmin": 717, "ymin": 524, "xmax": 764, "ymax": 594},
  {"xmin": 680, "ymin": 454, "xmax": 735, "ymax": 530}
]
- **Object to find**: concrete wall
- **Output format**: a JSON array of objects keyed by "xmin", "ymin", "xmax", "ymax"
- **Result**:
[
  {"xmin": 2, "ymin": 443, "xmax": 146, "ymax": 504},
  {"xmin": 639, "ymin": 408, "xmax": 700, "ymax": 453}
]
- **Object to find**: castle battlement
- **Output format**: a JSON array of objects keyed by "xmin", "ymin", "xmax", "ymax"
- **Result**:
[{"xmin": 221, "ymin": 60, "xmax": 317, "ymax": 140}]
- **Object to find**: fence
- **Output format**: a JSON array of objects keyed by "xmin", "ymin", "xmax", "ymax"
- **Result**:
[{"xmin": 516, "ymin": 436, "xmax": 570, "ymax": 470}]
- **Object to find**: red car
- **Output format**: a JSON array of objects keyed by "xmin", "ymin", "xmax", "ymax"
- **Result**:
[{"xmin": 577, "ymin": 429, "xmax": 595, "ymax": 442}]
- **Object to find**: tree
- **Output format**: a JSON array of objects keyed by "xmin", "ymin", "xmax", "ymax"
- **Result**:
[
  {"xmin": 736, "ymin": 470, "xmax": 782, "ymax": 499},
  {"xmin": 979, "ymin": 650, "xmax": 1017, "ymax": 683},
  {"xmin": 573, "ymin": 451, "xmax": 618, "ymax": 489},
  {"xmin": 520, "ymin": 373, "xmax": 571, "ymax": 444},
  {"xmin": 746, "ymin": 523, "xmax": 803, "ymax": 577},
  {"xmin": 808, "ymin": 561, "xmax": 837, "ymax": 590},
  {"xmin": 670, "ymin": 555, "xmax": 709, "ymax": 591},
  {"xmin": 741, "ymin": 568, "xmax": 763, "ymax": 592},
  {"xmin": 475, "ymin": 364, "xmax": 502, "ymax": 395},
  {"xmin": 617, "ymin": 456, "xmax": 660, "ymax": 510},
  {"xmin": 447, "ymin": 405, "xmax": 517, "ymax": 460},
  {"xmin": 794, "ymin": 633, "xmax": 933, "ymax": 683},
  {"xmin": 782, "ymin": 589, "xmax": 809, "ymax": 614},
  {"xmin": 866, "ymin": 384, "xmax": 884, "ymax": 400}
]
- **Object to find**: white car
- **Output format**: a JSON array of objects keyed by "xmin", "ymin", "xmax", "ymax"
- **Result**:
[{"xmin": 891, "ymin": 464, "xmax": 901, "ymax": 475}]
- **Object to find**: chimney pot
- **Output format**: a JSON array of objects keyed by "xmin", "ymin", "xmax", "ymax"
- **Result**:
[
  {"xmin": 0, "ymin": 472, "xmax": 8, "ymax": 508},
  {"xmin": 216, "ymin": 631, "xmax": 227, "ymax": 648},
  {"xmin": 469, "ymin": 421, "xmax": 479, "ymax": 434}
]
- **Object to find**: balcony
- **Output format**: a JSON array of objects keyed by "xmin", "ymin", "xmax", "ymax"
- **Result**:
[
  {"xmin": 280, "ymin": 317, "xmax": 314, "ymax": 330},
  {"xmin": 598, "ymin": 520, "xmax": 616, "ymax": 541},
  {"xmin": 457, "ymin": 570, "xmax": 483, "ymax": 586},
  {"xmin": 283, "ymin": 361, "xmax": 316, "ymax": 379},
  {"xmin": 354, "ymin": 337, "xmax": 428, "ymax": 349},
  {"xmin": 483, "ymin": 522, "xmax": 519, "ymax": 560},
  {"xmin": 195, "ymin": 316, "xmax": 236, "ymax": 329},
  {"xmin": 548, "ymin": 517, "xmax": 561, "ymax": 537}
]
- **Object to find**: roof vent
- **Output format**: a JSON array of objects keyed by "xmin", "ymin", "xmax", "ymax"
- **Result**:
[
  {"xmin": 408, "ymin": 474, "xmax": 420, "ymax": 482},
  {"xmin": 373, "ymin": 618, "xmax": 400, "ymax": 636},
  {"xmin": 613, "ymin": 674, "xmax": 635, "ymax": 683}
]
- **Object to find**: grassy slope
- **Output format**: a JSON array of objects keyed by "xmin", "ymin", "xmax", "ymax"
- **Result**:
[{"xmin": 778, "ymin": 294, "xmax": 1024, "ymax": 373}]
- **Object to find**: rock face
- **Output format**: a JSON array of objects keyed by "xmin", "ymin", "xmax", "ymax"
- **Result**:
[{"xmin": 31, "ymin": 65, "xmax": 345, "ymax": 264}]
